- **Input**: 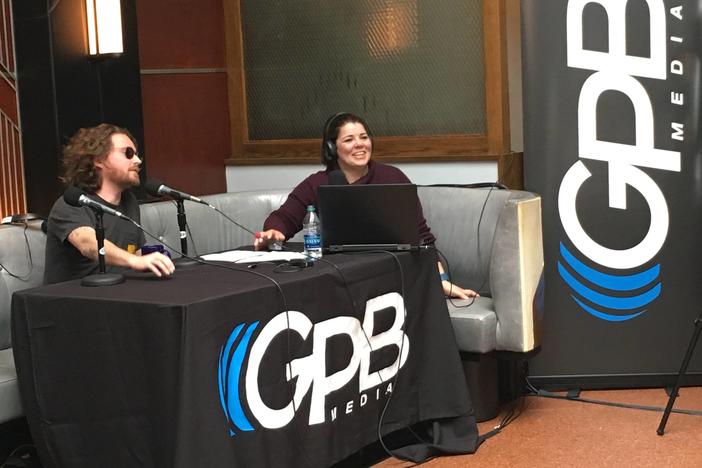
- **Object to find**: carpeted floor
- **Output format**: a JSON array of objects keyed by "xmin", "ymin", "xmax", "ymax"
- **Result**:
[
  {"xmin": 4, "ymin": 388, "xmax": 702, "ymax": 467},
  {"xmin": 375, "ymin": 387, "xmax": 702, "ymax": 468}
]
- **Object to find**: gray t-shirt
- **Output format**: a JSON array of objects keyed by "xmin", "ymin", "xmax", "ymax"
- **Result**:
[{"xmin": 44, "ymin": 190, "xmax": 145, "ymax": 284}]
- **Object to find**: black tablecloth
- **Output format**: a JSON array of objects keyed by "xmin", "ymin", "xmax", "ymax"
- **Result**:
[{"xmin": 12, "ymin": 250, "xmax": 478, "ymax": 467}]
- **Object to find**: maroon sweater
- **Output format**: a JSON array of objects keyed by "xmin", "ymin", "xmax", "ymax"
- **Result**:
[{"xmin": 263, "ymin": 161, "xmax": 436, "ymax": 244}]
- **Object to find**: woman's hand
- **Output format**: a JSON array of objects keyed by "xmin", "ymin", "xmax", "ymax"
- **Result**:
[
  {"xmin": 442, "ymin": 281, "xmax": 480, "ymax": 300},
  {"xmin": 254, "ymin": 229, "xmax": 285, "ymax": 251},
  {"xmin": 437, "ymin": 261, "xmax": 479, "ymax": 299}
]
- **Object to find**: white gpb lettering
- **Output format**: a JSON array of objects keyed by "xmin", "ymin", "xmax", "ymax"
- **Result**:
[{"xmin": 559, "ymin": 0, "xmax": 680, "ymax": 269}]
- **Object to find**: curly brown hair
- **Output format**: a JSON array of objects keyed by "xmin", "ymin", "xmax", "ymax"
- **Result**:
[{"xmin": 60, "ymin": 123, "xmax": 137, "ymax": 193}]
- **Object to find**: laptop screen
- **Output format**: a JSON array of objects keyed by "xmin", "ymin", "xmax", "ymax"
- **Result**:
[{"xmin": 317, "ymin": 184, "xmax": 420, "ymax": 250}]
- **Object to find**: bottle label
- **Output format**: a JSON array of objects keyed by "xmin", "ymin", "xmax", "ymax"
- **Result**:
[{"xmin": 304, "ymin": 234, "xmax": 321, "ymax": 249}]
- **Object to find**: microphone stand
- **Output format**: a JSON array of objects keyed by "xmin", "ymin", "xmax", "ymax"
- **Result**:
[
  {"xmin": 174, "ymin": 198, "xmax": 200, "ymax": 267},
  {"xmin": 81, "ymin": 209, "xmax": 125, "ymax": 287}
]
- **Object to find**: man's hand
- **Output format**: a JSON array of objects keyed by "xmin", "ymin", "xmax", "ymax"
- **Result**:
[
  {"xmin": 129, "ymin": 252, "xmax": 175, "ymax": 277},
  {"xmin": 254, "ymin": 229, "xmax": 285, "ymax": 251},
  {"xmin": 67, "ymin": 226, "xmax": 175, "ymax": 277}
]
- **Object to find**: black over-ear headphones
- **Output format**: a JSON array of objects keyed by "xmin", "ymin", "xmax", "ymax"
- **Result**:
[{"xmin": 321, "ymin": 112, "xmax": 350, "ymax": 165}]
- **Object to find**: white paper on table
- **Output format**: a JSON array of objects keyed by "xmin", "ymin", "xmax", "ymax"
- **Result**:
[{"xmin": 200, "ymin": 250, "xmax": 306, "ymax": 264}]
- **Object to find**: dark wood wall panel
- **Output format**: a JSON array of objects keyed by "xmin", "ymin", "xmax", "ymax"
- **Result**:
[
  {"xmin": 0, "ymin": 0, "xmax": 22, "ymax": 219},
  {"xmin": 0, "ymin": 79, "xmax": 16, "ymax": 123},
  {"xmin": 136, "ymin": 0, "xmax": 225, "ymax": 69},
  {"xmin": 140, "ymin": 74, "xmax": 228, "ymax": 196},
  {"xmin": 137, "ymin": 0, "xmax": 230, "ymax": 197}
]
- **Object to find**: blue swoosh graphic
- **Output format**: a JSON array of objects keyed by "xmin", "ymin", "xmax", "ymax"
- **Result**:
[
  {"xmin": 560, "ymin": 243, "xmax": 659, "ymax": 291},
  {"xmin": 571, "ymin": 295, "xmax": 645, "ymax": 322},
  {"xmin": 558, "ymin": 262, "xmax": 661, "ymax": 310},
  {"xmin": 219, "ymin": 322, "xmax": 245, "ymax": 433},
  {"xmin": 226, "ymin": 321, "xmax": 258, "ymax": 433}
]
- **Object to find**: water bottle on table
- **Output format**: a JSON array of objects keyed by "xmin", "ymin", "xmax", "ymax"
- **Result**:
[{"xmin": 303, "ymin": 205, "xmax": 322, "ymax": 261}]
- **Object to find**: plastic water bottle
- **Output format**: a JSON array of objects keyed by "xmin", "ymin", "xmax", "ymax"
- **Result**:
[{"xmin": 303, "ymin": 205, "xmax": 322, "ymax": 261}]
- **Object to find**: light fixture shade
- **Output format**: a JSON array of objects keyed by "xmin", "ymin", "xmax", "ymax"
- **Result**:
[{"xmin": 86, "ymin": 0, "xmax": 124, "ymax": 56}]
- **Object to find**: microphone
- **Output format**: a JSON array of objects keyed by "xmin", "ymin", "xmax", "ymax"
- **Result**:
[
  {"xmin": 144, "ymin": 178, "xmax": 209, "ymax": 205},
  {"xmin": 328, "ymin": 170, "xmax": 348, "ymax": 185},
  {"xmin": 63, "ymin": 186, "xmax": 130, "ymax": 220}
]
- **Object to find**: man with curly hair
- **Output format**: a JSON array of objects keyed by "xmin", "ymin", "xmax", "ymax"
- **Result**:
[{"xmin": 44, "ymin": 123, "xmax": 175, "ymax": 284}]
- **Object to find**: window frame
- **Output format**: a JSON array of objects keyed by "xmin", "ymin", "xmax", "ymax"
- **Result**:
[{"xmin": 223, "ymin": 0, "xmax": 509, "ymax": 166}]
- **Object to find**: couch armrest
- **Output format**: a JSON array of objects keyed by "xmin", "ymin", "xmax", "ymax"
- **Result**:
[
  {"xmin": 490, "ymin": 193, "xmax": 544, "ymax": 352},
  {"xmin": 0, "ymin": 220, "xmax": 46, "ymax": 350}
]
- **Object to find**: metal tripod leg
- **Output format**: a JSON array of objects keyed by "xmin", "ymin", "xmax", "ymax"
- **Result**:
[{"xmin": 657, "ymin": 310, "xmax": 702, "ymax": 435}]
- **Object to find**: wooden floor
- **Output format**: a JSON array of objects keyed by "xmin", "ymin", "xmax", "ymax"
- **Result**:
[{"xmin": 375, "ymin": 387, "xmax": 702, "ymax": 468}]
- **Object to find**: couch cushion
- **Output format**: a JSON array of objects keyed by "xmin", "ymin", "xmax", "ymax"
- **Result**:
[
  {"xmin": 139, "ymin": 190, "xmax": 300, "ymax": 256},
  {"xmin": 446, "ymin": 296, "xmax": 497, "ymax": 354},
  {"xmin": 0, "ymin": 347, "xmax": 22, "ymax": 424}
]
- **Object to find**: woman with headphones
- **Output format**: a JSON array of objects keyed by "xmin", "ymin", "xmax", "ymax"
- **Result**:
[{"xmin": 254, "ymin": 112, "xmax": 478, "ymax": 299}]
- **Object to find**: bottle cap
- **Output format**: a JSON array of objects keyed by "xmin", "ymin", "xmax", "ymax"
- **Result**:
[{"xmin": 306, "ymin": 205, "xmax": 315, "ymax": 212}]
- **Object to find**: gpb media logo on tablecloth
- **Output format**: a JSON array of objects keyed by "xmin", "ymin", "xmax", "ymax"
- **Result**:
[
  {"xmin": 217, "ymin": 292, "xmax": 409, "ymax": 435},
  {"xmin": 557, "ymin": 0, "xmax": 683, "ymax": 321}
]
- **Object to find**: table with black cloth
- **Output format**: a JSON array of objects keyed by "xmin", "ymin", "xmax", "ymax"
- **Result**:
[{"xmin": 12, "ymin": 250, "xmax": 478, "ymax": 468}]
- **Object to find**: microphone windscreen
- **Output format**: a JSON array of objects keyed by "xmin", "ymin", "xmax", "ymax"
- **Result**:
[
  {"xmin": 63, "ymin": 186, "xmax": 84, "ymax": 207},
  {"xmin": 144, "ymin": 178, "xmax": 165, "ymax": 197},
  {"xmin": 328, "ymin": 170, "xmax": 348, "ymax": 185}
]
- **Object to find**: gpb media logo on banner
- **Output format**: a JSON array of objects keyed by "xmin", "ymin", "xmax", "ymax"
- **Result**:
[
  {"xmin": 217, "ymin": 292, "xmax": 409, "ymax": 435},
  {"xmin": 558, "ymin": 1, "xmax": 683, "ymax": 321}
]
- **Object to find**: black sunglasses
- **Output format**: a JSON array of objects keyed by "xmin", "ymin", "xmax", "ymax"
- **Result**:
[{"xmin": 116, "ymin": 147, "xmax": 140, "ymax": 159}]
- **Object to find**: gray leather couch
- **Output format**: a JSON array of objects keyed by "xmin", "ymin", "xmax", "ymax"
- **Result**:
[
  {"xmin": 0, "ymin": 185, "xmax": 543, "ymax": 425},
  {"xmin": 0, "ymin": 220, "xmax": 45, "ymax": 426}
]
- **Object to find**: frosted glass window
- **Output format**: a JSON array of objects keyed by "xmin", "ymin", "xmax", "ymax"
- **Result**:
[{"xmin": 240, "ymin": 0, "xmax": 485, "ymax": 140}]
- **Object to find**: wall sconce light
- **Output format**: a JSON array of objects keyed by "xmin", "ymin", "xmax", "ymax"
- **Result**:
[{"xmin": 86, "ymin": 0, "xmax": 124, "ymax": 57}]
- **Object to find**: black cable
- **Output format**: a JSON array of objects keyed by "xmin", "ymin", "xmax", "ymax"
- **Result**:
[
  {"xmin": 314, "ymin": 255, "xmax": 398, "ymax": 391},
  {"xmin": 525, "ymin": 376, "xmax": 540, "ymax": 395},
  {"xmin": 0, "ymin": 222, "xmax": 34, "ymax": 281},
  {"xmin": 475, "ymin": 184, "xmax": 496, "ymax": 281},
  {"xmin": 368, "ymin": 250, "xmax": 418, "ymax": 461},
  {"xmin": 154, "ymin": 204, "xmax": 453, "ymax": 461},
  {"xmin": 278, "ymin": 247, "xmax": 422, "ymax": 461},
  {"xmin": 137, "ymin": 224, "xmax": 319, "ymax": 467},
  {"xmin": 418, "ymin": 183, "xmax": 497, "ymax": 306},
  {"xmin": 419, "ymin": 155, "xmax": 519, "ymax": 304},
  {"xmin": 314, "ymin": 258, "xmax": 360, "ymax": 314},
  {"xmin": 185, "ymin": 222, "xmax": 199, "ymax": 257},
  {"xmin": 481, "ymin": 395, "xmax": 528, "ymax": 442},
  {"xmin": 435, "ymin": 247, "xmax": 486, "ymax": 309},
  {"xmin": 344, "ymin": 249, "xmax": 438, "ymax": 461},
  {"xmin": 271, "ymin": 261, "xmax": 306, "ymax": 273},
  {"xmin": 209, "ymin": 205, "xmax": 258, "ymax": 237},
  {"xmin": 524, "ymin": 377, "xmax": 702, "ymax": 416},
  {"xmin": 277, "ymin": 244, "xmax": 428, "ymax": 459},
  {"xmin": 420, "ymin": 182, "xmax": 508, "ymax": 190},
  {"xmin": 315, "ymin": 256, "xmax": 399, "ymax": 411},
  {"xmin": 0, "ymin": 443, "xmax": 37, "ymax": 468}
]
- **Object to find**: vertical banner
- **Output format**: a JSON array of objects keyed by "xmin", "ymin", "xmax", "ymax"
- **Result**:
[{"xmin": 523, "ymin": 0, "xmax": 702, "ymax": 387}]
